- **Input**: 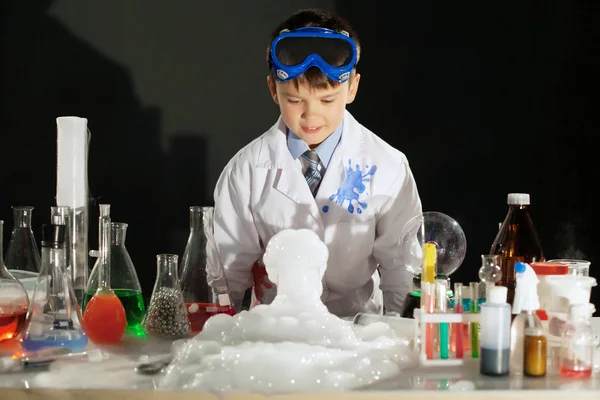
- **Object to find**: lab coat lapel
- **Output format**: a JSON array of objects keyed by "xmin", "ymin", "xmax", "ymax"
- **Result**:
[
  {"xmin": 256, "ymin": 117, "xmax": 324, "ymax": 230},
  {"xmin": 316, "ymin": 111, "xmax": 364, "ymax": 220}
]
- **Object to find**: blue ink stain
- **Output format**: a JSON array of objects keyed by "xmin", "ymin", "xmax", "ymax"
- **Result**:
[
  {"xmin": 325, "ymin": 159, "xmax": 377, "ymax": 214},
  {"xmin": 322, "ymin": 205, "xmax": 329, "ymax": 213}
]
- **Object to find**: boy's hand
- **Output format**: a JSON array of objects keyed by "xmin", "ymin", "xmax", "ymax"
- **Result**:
[{"xmin": 252, "ymin": 260, "xmax": 273, "ymax": 301}]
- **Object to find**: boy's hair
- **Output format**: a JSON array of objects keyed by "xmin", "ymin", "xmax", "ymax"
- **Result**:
[{"xmin": 267, "ymin": 9, "xmax": 360, "ymax": 90}]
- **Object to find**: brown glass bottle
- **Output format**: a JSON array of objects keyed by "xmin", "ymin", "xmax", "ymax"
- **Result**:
[{"xmin": 490, "ymin": 193, "xmax": 544, "ymax": 305}]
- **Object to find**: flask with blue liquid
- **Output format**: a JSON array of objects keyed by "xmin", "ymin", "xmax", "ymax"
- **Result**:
[{"xmin": 21, "ymin": 224, "xmax": 88, "ymax": 352}]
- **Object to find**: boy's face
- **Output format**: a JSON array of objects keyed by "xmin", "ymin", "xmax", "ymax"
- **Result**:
[{"xmin": 267, "ymin": 74, "xmax": 361, "ymax": 147}]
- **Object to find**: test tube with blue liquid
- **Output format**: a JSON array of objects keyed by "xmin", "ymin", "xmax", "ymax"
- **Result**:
[{"xmin": 21, "ymin": 224, "xmax": 88, "ymax": 353}]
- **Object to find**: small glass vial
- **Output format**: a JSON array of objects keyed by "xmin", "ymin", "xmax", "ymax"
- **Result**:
[
  {"xmin": 524, "ymin": 322, "xmax": 547, "ymax": 377},
  {"xmin": 559, "ymin": 303, "xmax": 594, "ymax": 378}
]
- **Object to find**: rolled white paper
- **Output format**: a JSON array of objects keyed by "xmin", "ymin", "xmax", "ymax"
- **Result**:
[{"xmin": 56, "ymin": 116, "xmax": 89, "ymax": 208}]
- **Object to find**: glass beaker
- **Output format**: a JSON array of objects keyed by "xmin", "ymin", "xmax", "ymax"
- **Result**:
[
  {"xmin": 82, "ymin": 205, "xmax": 127, "ymax": 344},
  {"xmin": 21, "ymin": 224, "xmax": 88, "ymax": 352},
  {"xmin": 548, "ymin": 259, "xmax": 591, "ymax": 277},
  {"xmin": 5, "ymin": 206, "xmax": 41, "ymax": 273},
  {"xmin": 84, "ymin": 222, "xmax": 145, "ymax": 336},
  {"xmin": 0, "ymin": 220, "xmax": 30, "ymax": 342},
  {"xmin": 180, "ymin": 206, "xmax": 234, "ymax": 333},
  {"xmin": 144, "ymin": 254, "xmax": 190, "ymax": 339}
]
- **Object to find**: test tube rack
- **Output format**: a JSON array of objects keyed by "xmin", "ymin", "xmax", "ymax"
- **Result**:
[{"xmin": 413, "ymin": 308, "xmax": 481, "ymax": 367}]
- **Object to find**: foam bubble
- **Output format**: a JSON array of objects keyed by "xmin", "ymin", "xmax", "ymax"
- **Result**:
[{"xmin": 160, "ymin": 229, "xmax": 415, "ymax": 392}]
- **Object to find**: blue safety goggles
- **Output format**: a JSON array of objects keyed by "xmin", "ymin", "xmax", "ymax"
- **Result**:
[{"xmin": 269, "ymin": 27, "xmax": 358, "ymax": 83}]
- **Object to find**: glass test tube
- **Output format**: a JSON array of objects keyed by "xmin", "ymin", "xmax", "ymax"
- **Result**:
[
  {"xmin": 470, "ymin": 282, "xmax": 480, "ymax": 358},
  {"xmin": 422, "ymin": 282, "xmax": 435, "ymax": 360},
  {"xmin": 436, "ymin": 279, "xmax": 449, "ymax": 359},
  {"xmin": 452, "ymin": 283, "xmax": 464, "ymax": 359}
]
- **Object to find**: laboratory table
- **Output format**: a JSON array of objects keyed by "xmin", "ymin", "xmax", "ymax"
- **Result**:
[{"xmin": 1, "ymin": 321, "xmax": 599, "ymax": 399}]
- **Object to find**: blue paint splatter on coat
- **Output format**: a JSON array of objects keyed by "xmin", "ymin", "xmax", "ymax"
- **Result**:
[{"xmin": 323, "ymin": 159, "xmax": 377, "ymax": 214}]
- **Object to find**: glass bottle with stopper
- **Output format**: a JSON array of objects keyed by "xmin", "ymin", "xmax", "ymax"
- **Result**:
[
  {"xmin": 5, "ymin": 206, "xmax": 41, "ymax": 273},
  {"xmin": 479, "ymin": 255, "xmax": 502, "ymax": 301},
  {"xmin": 144, "ymin": 254, "xmax": 191, "ymax": 339},
  {"xmin": 179, "ymin": 206, "xmax": 235, "ymax": 333},
  {"xmin": 0, "ymin": 220, "xmax": 30, "ymax": 342},
  {"xmin": 82, "ymin": 204, "xmax": 127, "ymax": 344},
  {"xmin": 399, "ymin": 212, "xmax": 467, "ymax": 318},
  {"xmin": 84, "ymin": 222, "xmax": 145, "ymax": 336},
  {"xmin": 21, "ymin": 224, "xmax": 87, "ymax": 352}
]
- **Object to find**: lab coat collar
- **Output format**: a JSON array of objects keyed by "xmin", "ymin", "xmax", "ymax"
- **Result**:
[{"xmin": 255, "ymin": 110, "xmax": 359, "ymax": 170}]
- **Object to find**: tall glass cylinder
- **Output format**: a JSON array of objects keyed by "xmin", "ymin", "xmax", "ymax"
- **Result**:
[{"xmin": 56, "ymin": 116, "xmax": 90, "ymax": 306}]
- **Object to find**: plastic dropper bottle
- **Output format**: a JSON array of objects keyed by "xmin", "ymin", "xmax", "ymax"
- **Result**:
[
  {"xmin": 480, "ymin": 286, "xmax": 511, "ymax": 376},
  {"xmin": 82, "ymin": 204, "xmax": 127, "ymax": 344},
  {"xmin": 510, "ymin": 261, "xmax": 546, "ymax": 376},
  {"xmin": 559, "ymin": 303, "xmax": 594, "ymax": 378}
]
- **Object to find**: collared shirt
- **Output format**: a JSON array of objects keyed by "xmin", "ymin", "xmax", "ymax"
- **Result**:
[{"xmin": 286, "ymin": 122, "xmax": 343, "ymax": 177}]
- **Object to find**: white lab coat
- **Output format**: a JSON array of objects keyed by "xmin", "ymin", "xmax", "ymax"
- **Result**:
[{"xmin": 213, "ymin": 110, "xmax": 422, "ymax": 317}]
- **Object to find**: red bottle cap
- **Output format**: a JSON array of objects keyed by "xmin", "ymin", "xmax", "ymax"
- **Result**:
[{"xmin": 530, "ymin": 262, "xmax": 568, "ymax": 275}]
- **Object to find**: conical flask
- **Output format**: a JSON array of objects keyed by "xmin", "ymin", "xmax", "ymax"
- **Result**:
[
  {"xmin": 82, "ymin": 204, "xmax": 127, "ymax": 344},
  {"xmin": 83, "ymin": 222, "xmax": 145, "ymax": 336},
  {"xmin": 21, "ymin": 224, "xmax": 88, "ymax": 352},
  {"xmin": 180, "ymin": 206, "xmax": 234, "ymax": 333},
  {"xmin": 0, "ymin": 220, "xmax": 30, "ymax": 342},
  {"xmin": 5, "ymin": 206, "xmax": 41, "ymax": 273},
  {"xmin": 143, "ymin": 254, "xmax": 190, "ymax": 338}
]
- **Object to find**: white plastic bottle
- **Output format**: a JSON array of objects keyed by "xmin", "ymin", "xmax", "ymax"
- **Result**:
[{"xmin": 480, "ymin": 286, "xmax": 511, "ymax": 376}]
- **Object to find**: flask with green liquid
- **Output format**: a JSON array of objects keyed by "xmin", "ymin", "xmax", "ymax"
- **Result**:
[{"xmin": 83, "ymin": 222, "xmax": 145, "ymax": 336}]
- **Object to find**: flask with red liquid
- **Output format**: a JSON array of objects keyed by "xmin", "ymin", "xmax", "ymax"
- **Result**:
[
  {"xmin": 0, "ymin": 220, "xmax": 30, "ymax": 342},
  {"xmin": 180, "ymin": 206, "xmax": 234, "ymax": 333},
  {"xmin": 83, "ymin": 204, "xmax": 127, "ymax": 344}
]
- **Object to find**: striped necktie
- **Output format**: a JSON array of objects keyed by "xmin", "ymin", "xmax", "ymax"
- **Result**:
[{"xmin": 301, "ymin": 150, "xmax": 322, "ymax": 197}]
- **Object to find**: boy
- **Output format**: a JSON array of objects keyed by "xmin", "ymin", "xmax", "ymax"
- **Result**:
[{"xmin": 213, "ymin": 9, "xmax": 422, "ymax": 317}]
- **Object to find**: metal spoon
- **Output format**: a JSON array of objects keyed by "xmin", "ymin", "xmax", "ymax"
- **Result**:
[{"xmin": 134, "ymin": 357, "xmax": 172, "ymax": 375}]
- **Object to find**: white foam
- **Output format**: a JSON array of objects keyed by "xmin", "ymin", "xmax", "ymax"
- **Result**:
[{"xmin": 160, "ymin": 229, "xmax": 415, "ymax": 392}]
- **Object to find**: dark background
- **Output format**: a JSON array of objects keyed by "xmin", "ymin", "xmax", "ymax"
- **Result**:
[{"xmin": 1, "ymin": 1, "xmax": 598, "ymax": 309}]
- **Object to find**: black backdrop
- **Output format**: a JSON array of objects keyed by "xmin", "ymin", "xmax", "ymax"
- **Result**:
[{"xmin": 1, "ymin": 1, "xmax": 598, "ymax": 310}]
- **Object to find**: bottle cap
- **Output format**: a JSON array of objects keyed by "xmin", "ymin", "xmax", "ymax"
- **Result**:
[
  {"xmin": 41, "ymin": 224, "xmax": 66, "ymax": 247},
  {"xmin": 569, "ymin": 303, "xmax": 594, "ymax": 320},
  {"xmin": 507, "ymin": 193, "xmax": 530, "ymax": 205},
  {"xmin": 488, "ymin": 286, "xmax": 508, "ymax": 304}
]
